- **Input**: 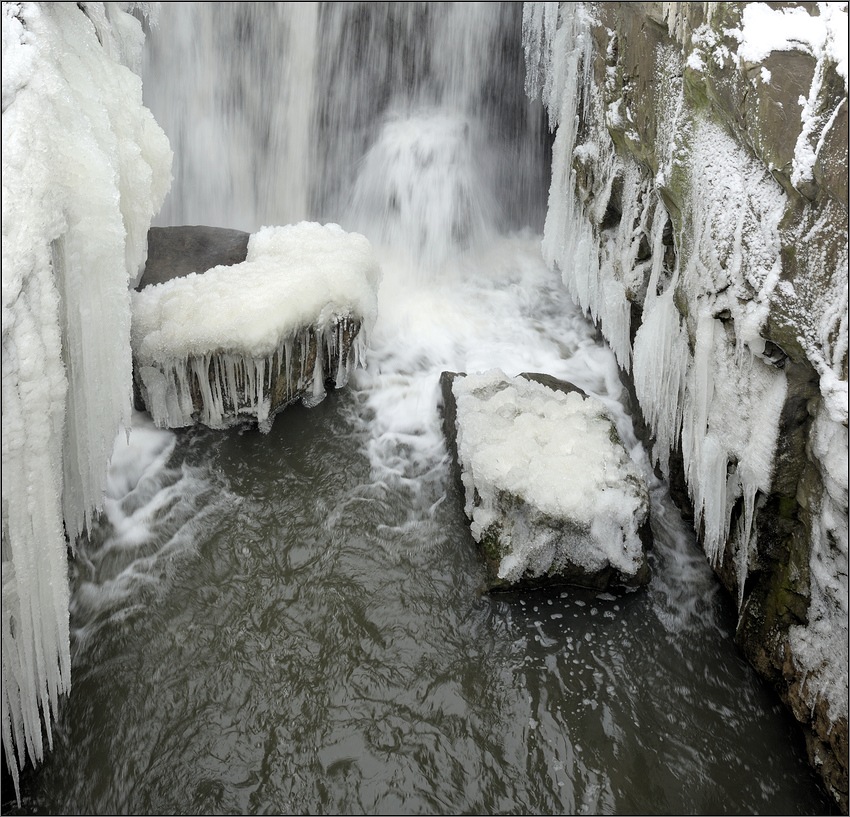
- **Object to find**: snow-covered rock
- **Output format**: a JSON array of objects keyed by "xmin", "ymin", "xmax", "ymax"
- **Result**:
[
  {"xmin": 523, "ymin": 1, "xmax": 847, "ymax": 805},
  {"xmin": 131, "ymin": 222, "xmax": 381, "ymax": 431},
  {"xmin": 441, "ymin": 370, "xmax": 651, "ymax": 591}
]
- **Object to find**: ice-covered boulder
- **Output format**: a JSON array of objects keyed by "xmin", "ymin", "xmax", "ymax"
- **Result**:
[
  {"xmin": 441, "ymin": 370, "xmax": 651, "ymax": 591},
  {"xmin": 132, "ymin": 222, "xmax": 381, "ymax": 432}
]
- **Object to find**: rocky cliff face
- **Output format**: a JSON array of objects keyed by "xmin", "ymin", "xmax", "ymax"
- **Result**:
[{"xmin": 524, "ymin": 1, "xmax": 848, "ymax": 806}]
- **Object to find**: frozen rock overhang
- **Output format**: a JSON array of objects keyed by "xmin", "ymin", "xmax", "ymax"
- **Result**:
[
  {"xmin": 131, "ymin": 222, "xmax": 381, "ymax": 432},
  {"xmin": 441, "ymin": 370, "xmax": 651, "ymax": 591}
]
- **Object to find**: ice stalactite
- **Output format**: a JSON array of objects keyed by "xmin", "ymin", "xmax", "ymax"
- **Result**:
[
  {"xmin": 1, "ymin": 2, "xmax": 171, "ymax": 798},
  {"xmin": 632, "ymin": 287, "xmax": 690, "ymax": 479},
  {"xmin": 136, "ymin": 320, "xmax": 367, "ymax": 433},
  {"xmin": 524, "ymin": 1, "xmax": 791, "ymax": 610}
]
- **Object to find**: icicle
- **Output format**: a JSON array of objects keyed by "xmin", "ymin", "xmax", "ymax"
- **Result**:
[
  {"xmin": 284, "ymin": 338, "xmax": 294, "ymax": 396},
  {"xmin": 698, "ymin": 434, "xmax": 730, "ymax": 567},
  {"xmin": 3, "ymin": 2, "xmax": 169, "ymax": 793},
  {"xmin": 224, "ymin": 355, "xmax": 238, "ymax": 414},
  {"xmin": 633, "ymin": 288, "xmax": 689, "ymax": 476},
  {"xmin": 176, "ymin": 360, "xmax": 194, "ymax": 424}
]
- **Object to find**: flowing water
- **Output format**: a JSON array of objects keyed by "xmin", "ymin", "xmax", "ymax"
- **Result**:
[{"xmin": 10, "ymin": 3, "xmax": 835, "ymax": 814}]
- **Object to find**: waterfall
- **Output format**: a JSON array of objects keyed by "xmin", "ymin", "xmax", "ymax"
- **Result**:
[{"xmin": 141, "ymin": 2, "xmax": 550, "ymax": 239}]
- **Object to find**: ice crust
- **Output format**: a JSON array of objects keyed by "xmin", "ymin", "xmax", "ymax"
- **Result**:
[
  {"xmin": 131, "ymin": 222, "xmax": 381, "ymax": 430},
  {"xmin": 1, "ymin": 2, "xmax": 170, "ymax": 797},
  {"xmin": 452, "ymin": 370, "xmax": 649, "ymax": 585}
]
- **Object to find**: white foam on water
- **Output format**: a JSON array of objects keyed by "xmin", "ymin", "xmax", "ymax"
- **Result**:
[{"xmin": 70, "ymin": 413, "xmax": 235, "ymax": 662}]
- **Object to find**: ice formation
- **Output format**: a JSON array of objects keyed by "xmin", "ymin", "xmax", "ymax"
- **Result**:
[
  {"xmin": 452, "ymin": 371, "xmax": 649, "ymax": 585},
  {"xmin": 522, "ymin": 0, "xmax": 848, "ymax": 730},
  {"xmin": 526, "ymin": 1, "xmax": 800, "ymax": 606},
  {"xmin": 132, "ymin": 222, "xmax": 381, "ymax": 431},
  {"xmin": 788, "ymin": 410, "xmax": 849, "ymax": 725},
  {"xmin": 2, "ymin": 2, "xmax": 170, "ymax": 798}
]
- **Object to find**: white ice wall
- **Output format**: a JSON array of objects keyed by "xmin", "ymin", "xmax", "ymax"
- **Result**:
[{"xmin": 1, "ymin": 2, "xmax": 171, "ymax": 797}]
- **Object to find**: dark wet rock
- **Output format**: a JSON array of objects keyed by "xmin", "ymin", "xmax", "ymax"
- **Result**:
[{"xmin": 137, "ymin": 225, "xmax": 250, "ymax": 290}]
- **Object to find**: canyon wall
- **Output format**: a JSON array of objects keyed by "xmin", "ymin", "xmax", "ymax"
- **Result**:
[{"xmin": 524, "ymin": 1, "xmax": 847, "ymax": 806}]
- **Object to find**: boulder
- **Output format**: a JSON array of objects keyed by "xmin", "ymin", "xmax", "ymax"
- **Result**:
[
  {"xmin": 137, "ymin": 225, "xmax": 250, "ymax": 290},
  {"xmin": 441, "ymin": 370, "xmax": 651, "ymax": 592}
]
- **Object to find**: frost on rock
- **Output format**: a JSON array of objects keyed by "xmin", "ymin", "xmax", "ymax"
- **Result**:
[
  {"xmin": 789, "ymin": 410, "xmax": 849, "ymax": 725},
  {"xmin": 444, "ymin": 370, "xmax": 650, "ymax": 591},
  {"xmin": 132, "ymin": 222, "xmax": 381, "ymax": 432},
  {"xmin": 1, "ymin": 1, "xmax": 171, "ymax": 799}
]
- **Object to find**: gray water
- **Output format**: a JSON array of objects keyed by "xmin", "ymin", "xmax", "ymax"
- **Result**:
[
  {"xmin": 8, "ymin": 3, "xmax": 836, "ymax": 814},
  {"xmin": 13, "ymin": 392, "xmax": 833, "ymax": 814}
]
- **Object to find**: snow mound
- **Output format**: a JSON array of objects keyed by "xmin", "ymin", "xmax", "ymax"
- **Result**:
[{"xmin": 448, "ymin": 370, "xmax": 650, "ymax": 589}]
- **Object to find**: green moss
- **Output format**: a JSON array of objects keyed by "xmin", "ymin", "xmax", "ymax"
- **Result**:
[
  {"xmin": 478, "ymin": 525, "xmax": 505, "ymax": 563},
  {"xmin": 778, "ymin": 496, "xmax": 798, "ymax": 520}
]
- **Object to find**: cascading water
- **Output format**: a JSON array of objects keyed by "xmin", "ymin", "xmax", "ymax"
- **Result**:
[{"xmin": 9, "ymin": 3, "xmax": 834, "ymax": 813}]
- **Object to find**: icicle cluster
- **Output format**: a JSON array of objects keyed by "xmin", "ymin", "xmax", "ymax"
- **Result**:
[
  {"xmin": 136, "ymin": 318, "xmax": 368, "ymax": 433},
  {"xmin": 523, "ymin": 3, "xmax": 791, "ymax": 608},
  {"xmin": 524, "ymin": 4, "xmax": 634, "ymax": 370},
  {"xmin": 2, "ymin": 3, "xmax": 171, "ymax": 799},
  {"xmin": 132, "ymin": 223, "xmax": 380, "ymax": 432}
]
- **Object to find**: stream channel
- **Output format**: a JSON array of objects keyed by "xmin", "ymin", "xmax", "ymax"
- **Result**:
[{"xmin": 12, "ymin": 4, "xmax": 836, "ymax": 814}]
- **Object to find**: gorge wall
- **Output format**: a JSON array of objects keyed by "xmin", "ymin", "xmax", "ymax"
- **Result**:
[{"xmin": 524, "ymin": 1, "xmax": 848, "ymax": 806}]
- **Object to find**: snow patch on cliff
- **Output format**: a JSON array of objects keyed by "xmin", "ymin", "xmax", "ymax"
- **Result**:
[{"xmin": 737, "ymin": 2, "xmax": 848, "ymax": 88}]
